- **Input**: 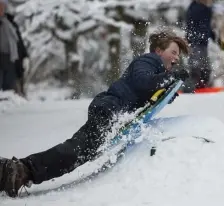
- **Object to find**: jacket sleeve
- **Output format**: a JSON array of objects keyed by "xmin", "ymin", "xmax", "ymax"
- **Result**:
[{"xmin": 131, "ymin": 60, "xmax": 175, "ymax": 92}]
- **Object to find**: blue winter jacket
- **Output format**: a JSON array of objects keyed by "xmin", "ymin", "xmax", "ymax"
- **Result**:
[
  {"xmin": 88, "ymin": 53, "xmax": 175, "ymax": 117},
  {"xmin": 186, "ymin": 1, "xmax": 215, "ymax": 47}
]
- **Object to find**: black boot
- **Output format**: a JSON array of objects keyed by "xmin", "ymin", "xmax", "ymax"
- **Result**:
[{"xmin": 0, "ymin": 157, "xmax": 32, "ymax": 197}]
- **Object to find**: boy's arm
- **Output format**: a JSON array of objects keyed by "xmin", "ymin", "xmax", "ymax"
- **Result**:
[{"xmin": 131, "ymin": 60, "xmax": 188, "ymax": 92}]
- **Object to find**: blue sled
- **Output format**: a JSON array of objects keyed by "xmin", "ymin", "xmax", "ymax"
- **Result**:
[{"xmin": 109, "ymin": 80, "xmax": 183, "ymax": 148}]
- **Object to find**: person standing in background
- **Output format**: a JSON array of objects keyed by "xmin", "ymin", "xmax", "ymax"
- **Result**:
[
  {"xmin": 0, "ymin": 0, "xmax": 28, "ymax": 97},
  {"xmin": 184, "ymin": 0, "xmax": 223, "ymax": 92},
  {"xmin": 6, "ymin": 12, "xmax": 29, "ymax": 97}
]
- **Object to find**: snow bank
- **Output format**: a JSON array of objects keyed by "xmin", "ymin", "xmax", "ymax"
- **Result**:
[{"xmin": 0, "ymin": 91, "xmax": 27, "ymax": 113}]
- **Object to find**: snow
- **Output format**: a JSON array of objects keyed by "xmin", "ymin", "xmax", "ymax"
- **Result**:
[
  {"xmin": 55, "ymin": 29, "xmax": 74, "ymax": 41},
  {"xmin": 26, "ymin": 83, "xmax": 73, "ymax": 101},
  {"xmin": 12, "ymin": 0, "xmax": 190, "ymax": 87},
  {"xmin": 1, "ymin": 92, "xmax": 224, "ymax": 205},
  {"xmin": 0, "ymin": 91, "xmax": 27, "ymax": 113},
  {"xmin": 2, "ymin": 0, "xmax": 224, "ymax": 204},
  {"xmin": 76, "ymin": 19, "xmax": 97, "ymax": 34}
]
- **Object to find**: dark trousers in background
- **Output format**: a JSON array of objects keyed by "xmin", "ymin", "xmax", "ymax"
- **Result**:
[
  {"xmin": 21, "ymin": 106, "xmax": 115, "ymax": 184},
  {"xmin": 0, "ymin": 53, "xmax": 17, "ymax": 91},
  {"xmin": 183, "ymin": 46, "xmax": 211, "ymax": 93}
]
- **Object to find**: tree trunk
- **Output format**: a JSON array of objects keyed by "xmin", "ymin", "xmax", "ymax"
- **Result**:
[
  {"xmin": 131, "ymin": 21, "xmax": 148, "ymax": 58},
  {"xmin": 64, "ymin": 37, "xmax": 81, "ymax": 99},
  {"xmin": 106, "ymin": 25, "xmax": 121, "ymax": 86}
]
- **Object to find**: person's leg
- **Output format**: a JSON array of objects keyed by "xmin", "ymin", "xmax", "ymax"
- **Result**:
[
  {"xmin": 21, "ymin": 111, "xmax": 111, "ymax": 184},
  {"xmin": 183, "ymin": 46, "xmax": 210, "ymax": 92},
  {"xmin": 15, "ymin": 60, "xmax": 26, "ymax": 97},
  {"xmin": 182, "ymin": 49, "xmax": 200, "ymax": 93},
  {"xmin": 25, "ymin": 97, "xmax": 121, "ymax": 183},
  {"xmin": 1, "ymin": 54, "xmax": 17, "ymax": 91},
  {"xmin": 0, "ymin": 69, "xmax": 3, "ymax": 90},
  {"xmin": 198, "ymin": 49, "xmax": 211, "ymax": 88},
  {"xmin": 0, "ymin": 53, "xmax": 7, "ymax": 90},
  {"xmin": 0, "ymin": 108, "xmax": 113, "ymax": 197}
]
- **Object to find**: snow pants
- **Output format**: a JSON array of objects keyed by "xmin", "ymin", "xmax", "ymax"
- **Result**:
[
  {"xmin": 21, "ymin": 105, "xmax": 115, "ymax": 184},
  {"xmin": 0, "ymin": 53, "xmax": 17, "ymax": 91}
]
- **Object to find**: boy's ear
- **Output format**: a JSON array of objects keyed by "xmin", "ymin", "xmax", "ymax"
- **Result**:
[{"xmin": 155, "ymin": 48, "xmax": 163, "ymax": 55}]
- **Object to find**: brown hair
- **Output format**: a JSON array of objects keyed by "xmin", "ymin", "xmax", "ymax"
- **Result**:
[
  {"xmin": 149, "ymin": 30, "xmax": 189, "ymax": 55},
  {"xmin": 194, "ymin": 0, "xmax": 213, "ymax": 6}
]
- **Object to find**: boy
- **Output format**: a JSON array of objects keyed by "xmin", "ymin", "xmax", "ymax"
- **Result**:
[{"xmin": 0, "ymin": 30, "xmax": 189, "ymax": 197}]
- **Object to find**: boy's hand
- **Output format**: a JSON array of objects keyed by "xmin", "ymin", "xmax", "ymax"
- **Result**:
[
  {"xmin": 173, "ymin": 69, "xmax": 190, "ymax": 81},
  {"xmin": 168, "ymin": 92, "xmax": 179, "ymax": 104}
]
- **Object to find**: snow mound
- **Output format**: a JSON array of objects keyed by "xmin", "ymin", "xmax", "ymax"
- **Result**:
[
  {"xmin": 149, "ymin": 115, "xmax": 224, "ymax": 142},
  {"xmin": 1, "ymin": 96, "xmax": 224, "ymax": 205},
  {"xmin": 0, "ymin": 91, "xmax": 27, "ymax": 113},
  {"xmin": 27, "ymin": 82, "xmax": 73, "ymax": 101},
  {"xmin": 64, "ymin": 115, "xmax": 224, "ymax": 206}
]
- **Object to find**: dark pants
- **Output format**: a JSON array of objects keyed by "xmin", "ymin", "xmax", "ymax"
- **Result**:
[
  {"xmin": 183, "ymin": 46, "xmax": 211, "ymax": 93},
  {"xmin": 0, "ymin": 53, "xmax": 17, "ymax": 91},
  {"xmin": 21, "ymin": 106, "xmax": 115, "ymax": 184}
]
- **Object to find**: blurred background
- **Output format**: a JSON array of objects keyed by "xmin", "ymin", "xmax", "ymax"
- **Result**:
[{"xmin": 1, "ymin": 0, "xmax": 224, "ymax": 101}]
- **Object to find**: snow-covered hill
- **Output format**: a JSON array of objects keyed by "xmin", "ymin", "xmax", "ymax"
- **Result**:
[{"xmin": 1, "ymin": 92, "xmax": 224, "ymax": 205}]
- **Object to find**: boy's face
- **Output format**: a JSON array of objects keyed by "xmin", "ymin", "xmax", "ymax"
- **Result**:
[
  {"xmin": 156, "ymin": 42, "xmax": 180, "ymax": 71},
  {"xmin": 0, "ymin": 2, "xmax": 5, "ymax": 17}
]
